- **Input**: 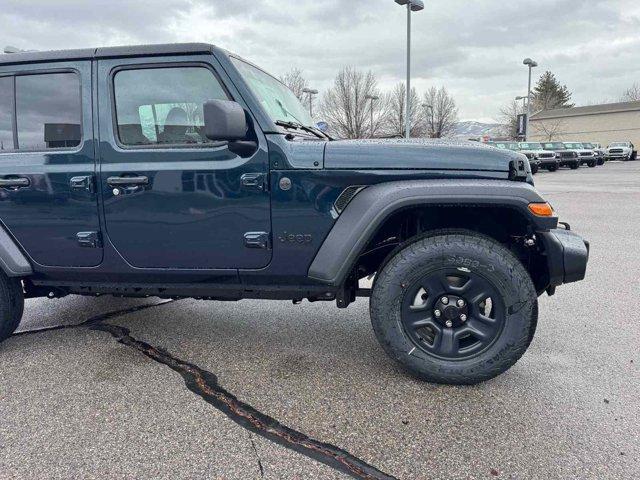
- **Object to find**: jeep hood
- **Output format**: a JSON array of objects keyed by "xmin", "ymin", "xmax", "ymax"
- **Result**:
[{"xmin": 324, "ymin": 139, "xmax": 521, "ymax": 173}]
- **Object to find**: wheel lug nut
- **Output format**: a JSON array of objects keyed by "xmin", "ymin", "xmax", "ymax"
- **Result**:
[
  {"xmin": 434, "ymin": 309, "xmax": 442, "ymax": 318},
  {"xmin": 457, "ymin": 299, "xmax": 465, "ymax": 307},
  {"xmin": 460, "ymin": 314, "xmax": 467, "ymax": 322},
  {"xmin": 445, "ymin": 320, "xmax": 453, "ymax": 328},
  {"xmin": 441, "ymin": 297, "xmax": 449, "ymax": 305}
]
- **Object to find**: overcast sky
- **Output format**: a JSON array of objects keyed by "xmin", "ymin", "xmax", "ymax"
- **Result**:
[{"xmin": 2, "ymin": 0, "xmax": 639, "ymax": 122}]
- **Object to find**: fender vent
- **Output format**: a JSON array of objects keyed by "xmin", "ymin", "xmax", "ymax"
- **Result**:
[{"xmin": 334, "ymin": 186, "xmax": 366, "ymax": 215}]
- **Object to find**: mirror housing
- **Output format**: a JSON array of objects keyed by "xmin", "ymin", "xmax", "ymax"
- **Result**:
[{"xmin": 203, "ymin": 100, "xmax": 248, "ymax": 141}]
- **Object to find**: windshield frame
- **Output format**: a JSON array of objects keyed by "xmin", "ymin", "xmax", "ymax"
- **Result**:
[{"xmin": 229, "ymin": 55, "xmax": 315, "ymax": 131}]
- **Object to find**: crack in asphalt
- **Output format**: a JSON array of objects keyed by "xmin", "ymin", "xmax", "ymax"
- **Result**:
[
  {"xmin": 249, "ymin": 434, "xmax": 265, "ymax": 478},
  {"xmin": 15, "ymin": 300, "xmax": 398, "ymax": 480},
  {"xmin": 92, "ymin": 319, "xmax": 398, "ymax": 480}
]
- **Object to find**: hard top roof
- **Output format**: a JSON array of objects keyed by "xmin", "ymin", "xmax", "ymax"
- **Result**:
[{"xmin": 0, "ymin": 43, "xmax": 216, "ymax": 66}]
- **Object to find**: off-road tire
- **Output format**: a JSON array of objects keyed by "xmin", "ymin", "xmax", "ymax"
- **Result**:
[
  {"xmin": 588, "ymin": 160, "xmax": 596, "ymax": 168},
  {"xmin": 531, "ymin": 164, "xmax": 539, "ymax": 175},
  {"xmin": 570, "ymin": 163, "xmax": 579, "ymax": 170},
  {"xmin": 370, "ymin": 232, "xmax": 538, "ymax": 385},
  {"xmin": 547, "ymin": 164, "xmax": 559, "ymax": 172},
  {"xmin": 0, "ymin": 273, "xmax": 24, "ymax": 342}
]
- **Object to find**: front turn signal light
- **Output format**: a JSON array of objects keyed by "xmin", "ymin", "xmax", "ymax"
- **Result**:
[{"xmin": 528, "ymin": 202, "xmax": 554, "ymax": 217}]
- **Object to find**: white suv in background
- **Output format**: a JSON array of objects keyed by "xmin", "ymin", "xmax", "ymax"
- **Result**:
[{"xmin": 606, "ymin": 142, "xmax": 636, "ymax": 161}]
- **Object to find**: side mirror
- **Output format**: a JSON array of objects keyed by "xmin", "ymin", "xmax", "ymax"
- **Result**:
[{"xmin": 203, "ymin": 100, "xmax": 248, "ymax": 141}]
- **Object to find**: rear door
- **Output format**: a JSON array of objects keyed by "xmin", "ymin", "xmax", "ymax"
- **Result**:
[
  {"xmin": 0, "ymin": 61, "xmax": 101, "ymax": 267},
  {"xmin": 96, "ymin": 55, "xmax": 271, "ymax": 269}
]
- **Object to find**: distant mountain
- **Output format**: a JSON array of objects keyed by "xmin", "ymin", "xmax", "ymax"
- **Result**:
[{"xmin": 452, "ymin": 121, "xmax": 506, "ymax": 140}]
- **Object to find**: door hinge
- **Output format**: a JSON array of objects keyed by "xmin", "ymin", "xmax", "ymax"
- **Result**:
[
  {"xmin": 77, "ymin": 231, "xmax": 102, "ymax": 248},
  {"xmin": 244, "ymin": 232, "xmax": 270, "ymax": 250},
  {"xmin": 70, "ymin": 175, "xmax": 94, "ymax": 193},
  {"xmin": 240, "ymin": 173, "xmax": 265, "ymax": 191}
]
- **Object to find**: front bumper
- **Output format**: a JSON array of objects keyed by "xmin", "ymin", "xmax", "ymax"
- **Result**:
[
  {"xmin": 540, "ymin": 228, "xmax": 590, "ymax": 288},
  {"xmin": 559, "ymin": 158, "xmax": 579, "ymax": 167},
  {"xmin": 539, "ymin": 158, "xmax": 559, "ymax": 167}
]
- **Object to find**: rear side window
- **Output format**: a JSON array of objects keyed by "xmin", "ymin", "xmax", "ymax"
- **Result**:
[
  {"xmin": 113, "ymin": 67, "xmax": 229, "ymax": 147},
  {"xmin": 0, "ymin": 77, "xmax": 12, "ymax": 151},
  {"xmin": 15, "ymin": 72, "xmax": 82, "ymax": 150}
]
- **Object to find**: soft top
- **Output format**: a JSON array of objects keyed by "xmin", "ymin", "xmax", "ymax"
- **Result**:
[{"xmin": 0, "ymin": 43, "xmax": 215, "ymax": 66}]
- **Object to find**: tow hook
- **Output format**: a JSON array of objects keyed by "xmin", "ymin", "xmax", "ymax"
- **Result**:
[{"xmin": 524, "ymin": 235, "xmax": 537, "ymax": 247}]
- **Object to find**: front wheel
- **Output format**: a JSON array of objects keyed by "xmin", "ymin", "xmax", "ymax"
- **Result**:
[
  {"xmin": 547, "ymin": 164, "xmax": 559, "ymax": 172},
  {"xmin": 570, "ymin": 163, "xmax": 579, "ymax": 169},
  {"xmin": 588, "ymin": 160, "xmax": 596, "ymax": 168},
  {"xmin": 370, "ymin": 232, "xmax": 538, "ymax": 385}
]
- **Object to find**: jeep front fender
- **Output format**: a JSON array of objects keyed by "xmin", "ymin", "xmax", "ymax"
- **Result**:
[{"xmin": 308, "ymin": 179, "xmax": 557, "ymax": 286}]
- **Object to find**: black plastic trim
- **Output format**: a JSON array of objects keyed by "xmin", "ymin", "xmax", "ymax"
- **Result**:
[
  {"xmin": 539, "ymin": 229, "xmax": 589, "ymax": 287},
  {"xmin": 0, "ymin": 224, "xmax": 33, "ymax": 277},
  {"xmin": 308, "ymin": 179, "xmax": 558, "ymax": 286}
]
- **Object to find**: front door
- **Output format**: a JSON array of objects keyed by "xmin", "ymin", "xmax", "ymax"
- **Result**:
[
  {"xmin": 97, "ymin": 56, "xmax": 271, "ymax": 270},
  {"xmin": 0, "ymin": 61, "xmax": 101, "ymax": 267}
]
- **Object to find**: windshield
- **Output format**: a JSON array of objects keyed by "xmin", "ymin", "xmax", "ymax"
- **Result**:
[
  {"xmin": 492, "ymin": 142, "xmax": 519, "ymax": 150},
  {"xmin": 582, "ymin": 143, "xmax": 594, "ymax": 149},
  {"xmin": 519, "ymin": 142, "xmax": 543, "ymax": 150},
  {"xmin": 231, "ymin": 57, "xmax": 314, "ymax": 127},
  {"xmin": 610, "ymin": 142, "xmax": 628, "ymax": 147},
  {"xmin": 564, "ymin": 143, "xmax": 583, "ymax": 149},
  {"xmin": 544, "ymin": 142, "xmax": 565, "ymax": 150}
]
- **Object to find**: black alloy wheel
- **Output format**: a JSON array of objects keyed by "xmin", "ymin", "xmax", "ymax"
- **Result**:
[{"xmin": 400, "ymin": 268, "xmax": 505, "ymax": 360}]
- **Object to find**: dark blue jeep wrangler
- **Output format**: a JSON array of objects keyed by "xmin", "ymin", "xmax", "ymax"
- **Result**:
[{"xmin": 0, "ymin": 44, "xmax": 589, "ymax": 384}]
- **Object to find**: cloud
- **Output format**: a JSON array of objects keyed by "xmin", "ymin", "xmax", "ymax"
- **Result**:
[{"xmin": 1, "ymin": 0, "xmax": 638, "ymax": 121}]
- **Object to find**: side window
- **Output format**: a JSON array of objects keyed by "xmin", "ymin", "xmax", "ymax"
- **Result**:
[
  {"xmin": 113, "ymin": 67, "xmax": 229, "ymax": 147},
  {"xmin": 16, "ymin": 72, "xmax": 82, "ymax": 150},
  {"xmin": 0, "ymin": 77, "xmax": 13, "ymax": 151}
]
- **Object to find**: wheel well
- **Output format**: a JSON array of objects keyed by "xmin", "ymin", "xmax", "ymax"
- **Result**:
[{"xmin": 352, "ymin": 205, "xmax": 549, "ymax": 294}]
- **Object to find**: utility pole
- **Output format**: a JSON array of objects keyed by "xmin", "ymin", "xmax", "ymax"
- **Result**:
[
  {"xmin": 302, "ymin": 88, "xmax": 318, "ymax": 117},
  {"xmin": 365, "ymin": 95, "xmax": 379, "ymax": 138},
  {"xmin": 395, "ymin": 0, "xmax": 425, "ymax": 138},
  {"xmin": 523, "ymin": 58, "xmax": 538, "ymax": 141}
]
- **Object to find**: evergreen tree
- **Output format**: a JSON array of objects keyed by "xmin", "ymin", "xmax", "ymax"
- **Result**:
[{"xmin": 532, "ymin": 71, "xmax": 574, "ymax": 112}]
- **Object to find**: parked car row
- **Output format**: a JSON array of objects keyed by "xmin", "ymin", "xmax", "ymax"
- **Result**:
[{"xmin": 485, "ymin": 141, "xmax": 623, "ymax": 174}]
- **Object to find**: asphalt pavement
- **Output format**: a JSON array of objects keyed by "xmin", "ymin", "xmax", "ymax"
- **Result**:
[{"xmin": 1, "ymin": 162, "xmax": 639, "ymax": 479}]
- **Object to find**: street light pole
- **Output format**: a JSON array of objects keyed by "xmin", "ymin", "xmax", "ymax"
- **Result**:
[
  {"xmin": 302, "ymin": 88, "xmax": 318, "ymax": 117},
  {"xmin": 365, "ymin": 95, "xmax": 379, "ymax": 138},
  {"xmin": 523, "ymin": 58, "xmax": 538, "ymax": 141},
  {"xmin": 395, "ymin": 0, "xmax": 425, "ymax": 139}
]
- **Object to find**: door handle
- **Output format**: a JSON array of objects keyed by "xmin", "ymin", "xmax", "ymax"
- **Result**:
[
  {"xmin": 240, "ymin": 173, "xmax": 265, "ymax": 191},
  {"xmin": 0, "ymin": 177, "xmax": 30, "ymax": 189},
  {"xmin": 107, "ymin": 176, "xmax": 149, "ymax": 187}
]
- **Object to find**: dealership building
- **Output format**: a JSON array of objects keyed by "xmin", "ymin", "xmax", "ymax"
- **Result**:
[{"xmin": 529, "ymin": 100, "xmax": 640, "ymax": 146}]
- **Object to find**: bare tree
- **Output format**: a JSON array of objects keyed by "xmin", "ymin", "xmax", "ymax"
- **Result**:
[
  {"xmin": 320, "ymin": 67, "xmax": 385, "ymax": 139},
  {"xmin": 385, "ymin": 82, "xmax": 423, "ymax": 138},
  {"xmin": 423, "ymin": 86, "xmax": 459, "ymax": 138},
  {"xmin": 499, "ymin": 100, "xmax": 526, "ymax": 140},
  {"xmin": 280, "ymin": 68, "xmax": 308, "ymax": 101},
  {"xmin": 531, "ymin": 119, "xmax": 567, "ymax": 141},
  {"xmin": 622, "ymin": 83, "xmax": 640, "ymax": 102}
]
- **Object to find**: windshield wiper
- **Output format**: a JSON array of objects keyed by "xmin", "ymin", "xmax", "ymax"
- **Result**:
[{"xmin": 275, "ymin": 120, "xmax": 329, "ymax": 140}]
